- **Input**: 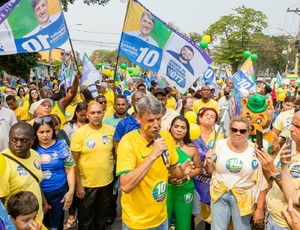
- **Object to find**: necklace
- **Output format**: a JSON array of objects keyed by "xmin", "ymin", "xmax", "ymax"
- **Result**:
[{"xmin": 174, "ymin": 141, "xmax": 184, "ymax": 149}]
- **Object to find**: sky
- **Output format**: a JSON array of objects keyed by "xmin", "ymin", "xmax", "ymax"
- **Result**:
[{"xmin": 61, "ymin": 0, "xmax": 300, "ymax": 58}]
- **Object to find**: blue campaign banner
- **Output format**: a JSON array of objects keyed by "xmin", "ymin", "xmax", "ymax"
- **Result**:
[
  {"xmin": 118, "ymin": 0, "xmax": 212, "ymax": 93},
  {"xmin": 0, "ymin": 0, "xmax": 68, "ymax": 55},
  {"xmin": 232, "ymin": 69, "xmax": 255, "ymax": 91}
]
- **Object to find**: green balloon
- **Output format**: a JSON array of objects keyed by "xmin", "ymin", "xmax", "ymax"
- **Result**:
[
  {"xmin": 96, "ymin": 63, "xmax": 103, "ymax": 67},
  {"xmin": 74, "ymin": 68, "xmax": 78, "ymax": 71},
  {"xmin": 120, "ymin": 63, "xmax": 127, "ymax": 70},
  {"xmin": 128, "ymin": 69, "xmax": 133, "ymax": 74},
  {"xmin": 251, "ymin": 54, "xmax": 258, "ymax": 61},
  {"xmin": 199, "ymin": 40, "xmax": 208, "ymax": 49},
  {"xmin": 243, "ymin": 50, "xmax": 252, "ymax": 59}
]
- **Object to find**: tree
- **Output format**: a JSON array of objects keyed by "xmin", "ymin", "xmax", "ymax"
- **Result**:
[
  {"xmin": 206, "ymin": 6, "xmax": 268, "ymax": 73},
  {"xmin": 0, "ymin": 53, "xmax": 41, "ymax": 79}
]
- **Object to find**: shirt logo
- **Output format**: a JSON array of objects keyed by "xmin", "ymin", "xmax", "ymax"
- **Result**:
[
  {"xmin": 41, "ymin": 154, "xmax": 51, "ymax": 164},
  {"xmin": 252, "ymin": 159, "xmax": 259, "ymax": 170},
  {"xmin": 86, "ymin": 140, "xmax": 96, "ymax": 149},
  {"xmin": 226, "ymin": 158, "xmax": 243, "ymax": 173},
  {"xmin": 0, "ymin": 118, "xmax": 8, "ymax": 126},
  {"xmin": 34, "ymin": 159, "xmax": 41, "ymax": 170},
  {"xmin": 290, "ymin": 165, "xmax": 300, "ymax": 178},
  {"xmin": 43, "ymin": 170, "xmax": 52, "ymax": 179},
  {"xmin": 102, "ymin": 136, "xmax": 110, "ymax": 145},
  {"xmin": 152, "ymin": 181, "xmax": 167, "ymax": 202},
  {"xmin": 184, "ymin": 193, "xmax": 193, "ymax": 203},
  {"xmin": 17, "ymin": 166, "xmax": 28, "ymax": 177}
]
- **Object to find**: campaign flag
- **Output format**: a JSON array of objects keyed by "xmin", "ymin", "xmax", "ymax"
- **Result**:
[
  {"xmin": 240, "ymin": 57, "xmax": 256, "ymax": 91},
  {"xmin": 225, "ymin": 66, "xmax": 232, "ymax": 78},
  {"xmin": 58, "ymin": 60, "xmax": 75, "ymax": 93},
  {"xmin": 276, "ymin": 71, "xmax": 282, "ymax": 88},
  {"xmin": 203, "ymin": 65, "xmax": 215, "ymax": 85},
  {"xmin": 0, "ymin": 0, "xmax": 68, "ymax": 55},
  {"xmin": 81, "ymin": 53, "xmax": 101, "ymax": 99},
  {"xmin": 118, "ymin": 0, "xmax": 212, "ymax": 93}
]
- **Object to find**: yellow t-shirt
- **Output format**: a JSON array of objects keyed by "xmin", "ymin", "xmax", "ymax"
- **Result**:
[
  {"xmin": 116, "ymin": 130, "xmax": 178, "ymax": 229},
  {"xmin": 193, "ymin": 99, "xmax": 220, "ymax": 114},
  {"xmin": 104, "ymin": 106, "xmax": 115, "ymax": 119},
  {"xmin": 0, "ymin": 149, "xmax": 44, "ymax": 222},
  {"xmin": 70, "ymin": 124, "xmax": 115, "ymax": 187},
  {"xmin": 14, "ymin": 106, "xmax": 29, "ymax": 121},
  {"xmin": 51, "ymin": 101, "xmax": 66, "ymax": 128},
  {"xmin": 105, "ymin": 88, "xmax": 115, "ymax": 110},
  {"xmin": 277, "ymin": 88, "xmax": 288, "ymax": 102},
  {"xmin": 65, "ymin": 102, "xmax": 79, "ymax": 122},
  {"xmin": 266, "ymin": 152, "xmax": 300, "ymax": 227}
]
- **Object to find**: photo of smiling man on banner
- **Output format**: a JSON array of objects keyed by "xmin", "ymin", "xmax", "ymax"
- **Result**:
[{"xmin": 0, "ymin": 0, "xmax": 68, "ymax": 55}]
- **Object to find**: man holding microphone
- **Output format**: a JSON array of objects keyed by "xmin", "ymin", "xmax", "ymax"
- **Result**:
[{"xmin": 116, "ymin": 95, "xmax": 193, "ymax": 230}]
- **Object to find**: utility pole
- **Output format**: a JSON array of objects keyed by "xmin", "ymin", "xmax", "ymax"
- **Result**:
[{"xmin": 287, "ymin": 8, "xmax": 300, "ymax": 75}]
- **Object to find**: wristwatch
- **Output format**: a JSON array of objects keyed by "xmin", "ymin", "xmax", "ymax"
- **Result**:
[{"xmin": 270, "ymin": 172, "xmax": 282, "ymax": 181}]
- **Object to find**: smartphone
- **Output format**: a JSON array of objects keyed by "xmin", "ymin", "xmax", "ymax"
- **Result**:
[
  {"xmin": 256, "ymin": 130, "xmax": 263, "ymax": 150},
  {"xmin": 286, "ymin": 137, "xmax": 292, "ymax": 162}
]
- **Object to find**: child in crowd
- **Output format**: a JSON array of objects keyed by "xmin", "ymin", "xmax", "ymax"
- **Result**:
[{"xmin": 7, "ymin": 191, "xmax": 42, "ymax": 230}]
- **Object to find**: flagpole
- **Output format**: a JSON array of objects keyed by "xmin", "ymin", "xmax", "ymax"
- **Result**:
[{"xmin": 114, "ymin": 0, "xmax": 131, "ymax": 82}]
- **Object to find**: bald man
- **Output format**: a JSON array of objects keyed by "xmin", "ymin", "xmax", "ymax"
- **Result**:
[{"xmin": 70, "ymin": 102, "xmax": 115, "ymax": 230}]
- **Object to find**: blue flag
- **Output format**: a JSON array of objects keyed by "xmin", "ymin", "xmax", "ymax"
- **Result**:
[
  {"xmin": 118, "ymin": 0, "xmax": 212, "ymax": 93},
  {"xmin": 0, "ymin": 0, "xmax": 68, "ymax": 55}
]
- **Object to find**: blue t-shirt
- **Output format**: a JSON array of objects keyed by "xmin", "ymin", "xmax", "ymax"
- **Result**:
[
  {"xmin": 0, "ymin": 201, "xmax": 15, "ymax": 230},
  {"xmin": 36, "ymin": 139, "xmax": 75, "ymax": 193},
  {"xmin": 113, "ymin": 114, "xmax": 140, "ymax": 141}
]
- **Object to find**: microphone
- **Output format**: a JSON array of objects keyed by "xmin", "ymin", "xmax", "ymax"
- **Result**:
[{"xmin": 155, "ymin": 133, "xmax": 170, "ymax": 168}]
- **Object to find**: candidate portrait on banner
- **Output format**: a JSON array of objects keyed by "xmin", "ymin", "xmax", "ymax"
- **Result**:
[
  {"xmin": 24, "ymin": 0, "xmax": 61, "ymax": 37},
  {"xmin": 0, "ymin": 0, "xmax": 68, "ymax": 55},
  {"xmin": 126, "ymin": 12, "xmax": 158, "ymax": 47}
]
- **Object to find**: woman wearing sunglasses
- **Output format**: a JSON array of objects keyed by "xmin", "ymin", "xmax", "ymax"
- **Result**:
[
  {"xmin": 32, "ymin": 117, "xmax": 75, "ymax": 230},
  {"xmin": 192, "ymin": 107, "xmax": 223, "ymax": 229},
  {"xmin": 167, "ymin": 116, "xmax": 202, "ymax": 230},
  {"xmin": 205, "ymin": 116, "xmax": 267, "ymax": 230}
]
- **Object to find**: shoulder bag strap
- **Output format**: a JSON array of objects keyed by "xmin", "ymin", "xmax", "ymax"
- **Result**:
[{"xmin": 1, "ymin": 153, "xmax": 39, "ymax": 183}]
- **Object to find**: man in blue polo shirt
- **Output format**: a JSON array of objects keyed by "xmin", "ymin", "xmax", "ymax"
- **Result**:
[{"xmin": 104, "ymin": 95, "xmax": 128, "ymax": 128}]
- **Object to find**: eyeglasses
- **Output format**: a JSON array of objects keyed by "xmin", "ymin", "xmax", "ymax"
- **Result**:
[
  {"xmin": 98, "ymin": 101, "xmax": 107, "ymax": 105},
  {"xmin": 230, "ymin": 127, "xmax": 248, "ymax": 134},
  {"xmin": 34, "ymin": 116, "xmax": 52, "ymax": 124}
]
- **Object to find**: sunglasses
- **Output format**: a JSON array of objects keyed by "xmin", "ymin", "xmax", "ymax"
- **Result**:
[
  {"xmin": 230, "ymin": 127, "xmax": 248, "ymax": 134},
  {"xmin": 99, "ymin": 101, "xmax": 107, "ymax": 105},
  {"xmin": 34, "ymin": 116, "xmax": 52, "ymax": 124}
]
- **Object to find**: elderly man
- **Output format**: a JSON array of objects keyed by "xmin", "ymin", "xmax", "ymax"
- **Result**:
[
  {"xmin": 71, "ymin": 102, "xmax": 115, "ymax": 229},
  {"xmin": 256, "ymin": 111, "xmax": 300, "ymax": 229},
  {"xmin": 116, "ymin": 95, "xmax": 193, "ymax": 229},
  {"xmin": 0, "ymin": 123, "xmax": 43, "ymax": 222}
]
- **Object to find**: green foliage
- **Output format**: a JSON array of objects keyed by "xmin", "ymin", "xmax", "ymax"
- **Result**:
[
  {"xmin": 0, "ymin": 53, "xmax": 41, "ymax": 79},
  {"xmin": 206, "ymin": 6, "xmax": 268, "ymax": 73},
  {"xmin": 89, "ymin": 49, "xmax": 131, "ymax": 67},
  {"xmin": 52, "ymin": 60, "xmax": 62, "ymax": 75}
]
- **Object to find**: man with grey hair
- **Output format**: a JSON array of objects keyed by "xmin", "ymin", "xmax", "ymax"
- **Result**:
[
  {"xmin": 127, "ymin": 12, "xmax": 158, "ymax": 46},
  {"xmin": 116, "ymin": 95, "xmax": 193, "ymax": 229}
]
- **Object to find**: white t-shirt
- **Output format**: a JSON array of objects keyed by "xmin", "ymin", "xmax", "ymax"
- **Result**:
[{"xmin": 0, "ymin": 106, "xmax": 18, "ymax": 151}]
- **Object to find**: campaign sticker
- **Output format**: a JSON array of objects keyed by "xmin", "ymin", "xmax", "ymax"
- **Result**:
[
  {"xmin": 17, "ymin": 166, "xmax": 28, "ymax": 177},
  {"xmin": 226, "ymin": 158, "xmax": 243, "ymax": 173},
  {"xmin": 184, "ymin": 193, "xmax": 193, "ymax": 203},
  {"xmin": 152, "ymin": 181, "xmax": 167, "ymax": 202},
  {"xmin": 252, "ymin": 159, "xmax": 259, "ymax": 170},
  {"xmin": 86, "ymin": 140, "xmax": 96, "ymax": 149},
  {"xmin": 43, "ymin": 170, "xmax": 52, "ymax": 179},
  {"xmin": 102, "ymin": 136, "xmax": 110, "ymax": 145},
  {"xmin": 65, "ymin": 112, "xmax": 72, "ymax": 119},
  {"xmin": 290, "ymin": 165, "xmax": 300, "ymax": 178},
  {"xmin": 0, "ymin": 119, "xmax": 8, "ymax": 126},
  {"xmin": 41, "ymin": 154, "xmax": 51, "ymax": 164},
  {"xmin": 33, "ymin": 159, "xmax": 41, "ymax": 170},
  {"xmin": 276, "ymin": 161, "xmax": 282, "ymax": 170}
]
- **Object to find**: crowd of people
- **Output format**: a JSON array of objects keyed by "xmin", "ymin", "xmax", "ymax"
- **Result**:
[{"xmin": 1, "ymin": 72, "xmax": 300, "ymax": 230}]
